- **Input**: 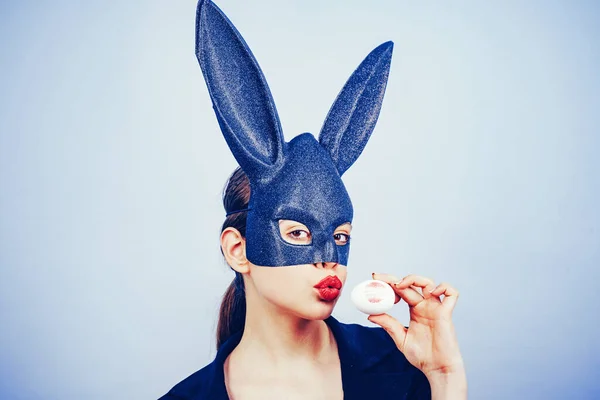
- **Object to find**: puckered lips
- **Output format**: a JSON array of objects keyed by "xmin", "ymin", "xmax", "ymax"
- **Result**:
[{"xmin": 314, "ymin": 275, "xmax": 343, "ymax": 301}]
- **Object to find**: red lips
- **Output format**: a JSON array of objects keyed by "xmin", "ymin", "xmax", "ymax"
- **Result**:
[
  {"xmin": 314, "ymin": 275, "xmax": 343, "ymax": 289},
  {"xmin": 314, "ymin": 275, "xmax": 343, "ymax": 302}
]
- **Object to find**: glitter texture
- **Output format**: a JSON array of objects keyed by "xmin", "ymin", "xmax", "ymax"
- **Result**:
[{"xmin": 195, "ymin": 0, "xmax": 393, "ymax": 267}]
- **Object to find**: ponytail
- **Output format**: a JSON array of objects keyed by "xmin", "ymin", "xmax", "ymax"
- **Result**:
[
  {"xmin": 216, "ymin": 273, "xmax": 246, "ymax": 348},
  {"xmin": 216, "ymin": 167, "xmax": 250, "ymax": 348}
]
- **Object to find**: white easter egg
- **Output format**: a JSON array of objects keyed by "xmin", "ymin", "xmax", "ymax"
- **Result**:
[{"xmin": 350, "ymin": 279, "xmax": 395, "ymax": 315}]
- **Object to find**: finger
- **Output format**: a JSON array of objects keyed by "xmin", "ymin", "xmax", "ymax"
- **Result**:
[
  {"xmin": 372, "ymin": 272, "xmax": 402, "ymax": 284},
  {"xmin": 396, "ymin": 274, "xmax": 437, "ymax": 299},
  {"xmin": 373, "ymin": 272, "xmax": 422, "ymax": 306},
  {"xmin": 414, "ymin": 284, "xmax": 441, "ymax": 303},
  {"xmin": 372, "ymin": 272, "xmax": 401, "ymax": 304},
  {"xmin": 394, "ymin": 285, "xmax": 424, "ymax": 307},
  {"xmin": 430, "ymin": 282, "xmax": 460, "ymax": 311},
  {"xmin": 367, "ymin": 313, "xmax": 408, "ymax": 352}
]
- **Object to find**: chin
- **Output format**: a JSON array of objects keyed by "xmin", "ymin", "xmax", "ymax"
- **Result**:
[{"xmin": 301, "ymin": 298, "xmax": 338, "ymax": 321}]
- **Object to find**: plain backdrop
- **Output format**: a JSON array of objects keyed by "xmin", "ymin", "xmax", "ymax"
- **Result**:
[{"xmin": 1, "ymin": 0, "xmax": 599, "ymax": 399}]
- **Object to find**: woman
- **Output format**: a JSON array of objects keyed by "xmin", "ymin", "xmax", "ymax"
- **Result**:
[
  {"xmin": 160, "ymin": 168, "xmax": 466, "ymax": 400},
  {"xmin": 161, "ymin": 1, "xmax": 466, "ymax": 398}
]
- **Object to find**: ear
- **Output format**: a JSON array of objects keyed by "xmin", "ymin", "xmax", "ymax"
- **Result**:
[
  {"xmin": 196, "ymin": 0, "xmax": 285, "ymax": 179},
  {"xmin": 221, "ymin": 227, "xmax": 250, "ymax": 273},
  {"xmin": 319, "ymin": 41, "xmax": 393, "ymax": 176}
]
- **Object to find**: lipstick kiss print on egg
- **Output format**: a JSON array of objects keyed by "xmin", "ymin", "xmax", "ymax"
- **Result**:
[{"xmin": 365, "ymin": 281, "xmax": 387, "ymax": 303}]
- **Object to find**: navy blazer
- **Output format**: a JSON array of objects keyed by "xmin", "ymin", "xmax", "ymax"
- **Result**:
[{"xmin": 159, "ymin": 316, "xmax": 431, "ymax": 399}]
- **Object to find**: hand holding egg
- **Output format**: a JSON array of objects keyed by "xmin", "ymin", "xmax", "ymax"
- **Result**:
[{"xmin": 359, "ymin": 272, "xmax": 465, "ymax": 381}]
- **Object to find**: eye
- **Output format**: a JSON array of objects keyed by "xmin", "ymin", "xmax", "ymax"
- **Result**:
[
  {"xmin": 285, "ymin": 229, "xmax": 311, "ymax": 244},
  {"xmin": 333, "ymin": 222, "xmax": 352, "ymax": 246},
  {"xmin": 289, "ymin": 230, "xmax": 310, "ymax": 240},
  {"xmin": 334, "ymin": 233, "xmax": 350, "ymax": 245},
  {"xmin": 279, "ymin": 220, "xmax": 312, "ymax": 245}
]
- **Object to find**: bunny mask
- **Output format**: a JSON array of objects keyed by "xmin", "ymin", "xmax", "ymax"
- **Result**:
[{"xmin": 195, "ymin": 0, "xmax": 393, "ymax": 267}]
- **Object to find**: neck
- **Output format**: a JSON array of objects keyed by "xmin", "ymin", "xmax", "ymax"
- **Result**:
[{"xmin": 236, "ymin": 291, "xmax": 334, "ymax": 363}]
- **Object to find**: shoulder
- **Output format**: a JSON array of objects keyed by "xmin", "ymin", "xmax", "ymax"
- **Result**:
[
  {"xmin": 158, "ymin": 330, "xmax": 242, "ymax": 399},
  {"xmin": 157, "ymin": 363, "xmax": 214, "ymax": 400}
]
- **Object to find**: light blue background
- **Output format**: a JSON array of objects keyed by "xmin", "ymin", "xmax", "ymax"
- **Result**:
[{"xmin": 1, "ymin": 1, "xmax": 599, "ymax": 399}]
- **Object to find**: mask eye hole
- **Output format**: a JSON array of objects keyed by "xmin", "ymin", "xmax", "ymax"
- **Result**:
[
  {"xmin": 334, "ymin": 223, "xmax": 352, "ymax": 246},
  {"xmin": 278, "ymin": 220, "xmax": 312, "ymax": 245}
]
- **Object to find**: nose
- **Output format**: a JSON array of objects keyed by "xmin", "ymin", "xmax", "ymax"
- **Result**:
[
  {"xmin": 321, "ymin": 240, "xmax": 339, "ymax": 263},
  {"xmin": 314, "ymin": 262, "xmax": 338, "ymax": 269}
]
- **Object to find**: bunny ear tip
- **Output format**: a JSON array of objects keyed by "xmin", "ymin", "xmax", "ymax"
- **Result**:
[
  {"xmin": 377, "ymin": 41, "xmax": 394, "ymax": 54},
  {"xmin": 196, "ymin": 0, "xmax": 216, "ymax": 25},
  {"xmin": 196, "ymin": 0, "xmax": 208, "ymax": 15},
  {"xmin": 197, "ymin": 0, "xmax": 210, "ymax": 9},
  {"xmin": 195, "ymin": 0, "xmax": 220, "ymax": 56},
  {"xmin": 366, "ymin": 41, "xmax": 394, "ymax": 63}
]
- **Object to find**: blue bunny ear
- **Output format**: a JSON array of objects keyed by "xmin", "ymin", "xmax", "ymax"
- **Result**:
[
  {"xmin": 196, "ymin": 0, "xmax": 285, "ymax": 179},
  {"xmin": 319, "ymin": 41, "xmax": 394, "ymax": 176}
]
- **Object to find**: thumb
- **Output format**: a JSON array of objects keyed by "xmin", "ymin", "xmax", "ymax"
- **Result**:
[{"xmin": 367, "ymin": 313, "xmax": 408, "ymax": 351}]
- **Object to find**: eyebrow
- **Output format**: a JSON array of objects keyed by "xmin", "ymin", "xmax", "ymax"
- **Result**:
[
  {"xmin": 336, "ymin": 223, "xmax": 352, "ymax": 230},
  {"xmin": 273, "ymin": 207, "xmax": 321, "ymax": 229},
  {"xmin": 279, "ymin": 220, "xmax": 310, "ymax": 230}
]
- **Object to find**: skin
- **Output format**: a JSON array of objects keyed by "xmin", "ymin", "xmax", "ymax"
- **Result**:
[
  {"xmin": 220, "ymin": 220, "xmax": 466, "ymax": 399},
  {"xmin": 369, "ymin": 273, "xmax": 467, "ymax": 399}
]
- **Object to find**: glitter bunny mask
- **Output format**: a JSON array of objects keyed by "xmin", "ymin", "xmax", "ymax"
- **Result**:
[{"xmin": 195, "ymin": 0, "xmax": 393, "ymax": 267}]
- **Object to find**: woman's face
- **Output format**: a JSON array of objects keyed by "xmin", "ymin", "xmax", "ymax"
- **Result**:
[{"xmin": 245, "ymin": 220, "xmax": 351, "ymax": 320}]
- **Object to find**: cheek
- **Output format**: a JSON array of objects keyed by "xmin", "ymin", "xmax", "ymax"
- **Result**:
[
  {"xmin": 338, "ymin": 266, "xmax": 348, "ymax": 285},
  {"xmin": 252, "ymin": 266, "xmax": 310, "ymax": 301},
  {"xmin": 250, "ymin": 265, "xmax": 348, "ymax": 312}
]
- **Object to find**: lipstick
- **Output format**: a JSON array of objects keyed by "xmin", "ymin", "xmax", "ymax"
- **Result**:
[{"xmin": 314, "ymin": 275, "xmax": 343, "ymax": 302}]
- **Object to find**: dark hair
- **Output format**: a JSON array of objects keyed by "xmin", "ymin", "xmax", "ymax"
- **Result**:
[{"xmin": 216, "ymin": 167, "xmax": 251, "ymax": 349}]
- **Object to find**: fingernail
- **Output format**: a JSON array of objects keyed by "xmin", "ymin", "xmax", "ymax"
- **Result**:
[
  {"xmin": 371, "ymin": 272, "xmax": 376, "ymax": 279},
  {"xmin": 393, "ymin": 279, "xmax": 403, "ymax": 286}
]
